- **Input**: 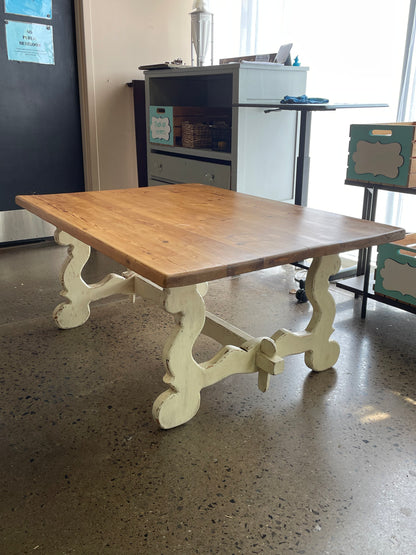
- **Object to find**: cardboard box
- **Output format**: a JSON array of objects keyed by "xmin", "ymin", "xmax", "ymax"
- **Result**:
[
  {"xmin": 346, "ymin": 123, "xmax": 416, "ymax": 188},
  {"xmin": 374, "ymin": 233, "xmax": 416, "ymax": 307}
]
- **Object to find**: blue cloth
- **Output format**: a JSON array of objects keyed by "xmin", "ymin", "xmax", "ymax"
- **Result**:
[{"xmin": 281, "ymin": 95, "xmax": 329, "ymax": 104}]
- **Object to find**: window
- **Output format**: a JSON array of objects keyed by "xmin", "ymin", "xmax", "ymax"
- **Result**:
[{"xmin": 211, "ymin": 0, "xmax": 414, "ymax": 231}]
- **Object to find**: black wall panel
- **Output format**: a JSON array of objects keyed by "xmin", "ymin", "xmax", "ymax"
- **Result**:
[{"xmin": 0, "ymin": 0, "xmax": 84, "ymax": 211}]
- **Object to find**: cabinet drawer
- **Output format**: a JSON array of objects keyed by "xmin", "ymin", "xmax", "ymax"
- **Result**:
[{"xmin": 149, "ymin": 153, "xmax": 231, "ymax": 189}]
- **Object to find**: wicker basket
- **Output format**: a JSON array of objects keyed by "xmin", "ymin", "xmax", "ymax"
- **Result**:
[
  {"xmin": 181, "ymin": 121, "xmax": 212, "ymax": 149},
  {"xmin": 210, "ymin": 122, "xmax": 231, "ymax": 152}
]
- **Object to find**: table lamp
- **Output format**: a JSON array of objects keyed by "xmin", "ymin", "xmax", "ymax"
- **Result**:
[{"xmin": 190, "ymin": 0, "xmax": 213, "ymax": 66}]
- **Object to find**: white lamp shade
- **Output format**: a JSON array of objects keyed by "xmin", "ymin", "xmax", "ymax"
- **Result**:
[{"xmin": 191, "ymin": 12, "xmax": 212, "ymax": 66}]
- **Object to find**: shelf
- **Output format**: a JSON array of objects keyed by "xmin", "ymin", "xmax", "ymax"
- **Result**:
[
  {"xmin": 150, "ymin": 144, "xmax": 232, "ymax": 162},
  {"xmin": 345, "ymin": 179, "xmax": 416, "ymax": 195},
  {"xmin": 340, "ymin": 179, "xmax": 413, "ymax": 318},
  {"xmin": 336, "ymin": 275, "xmax": 416, "ymax": 315},
  {"xmin": 145, "ymin": 63, "xmax": 307, "ymax": 201}
]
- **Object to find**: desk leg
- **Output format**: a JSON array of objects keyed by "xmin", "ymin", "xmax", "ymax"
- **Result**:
[{"xmin": 294, "ymin": 111, "xmax": 312, "ymax": 206}]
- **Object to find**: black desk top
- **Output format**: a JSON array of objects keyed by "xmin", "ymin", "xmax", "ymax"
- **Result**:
[{"xmin": 233, "ymin": 103, "xmax": 388, "ymax": 111}]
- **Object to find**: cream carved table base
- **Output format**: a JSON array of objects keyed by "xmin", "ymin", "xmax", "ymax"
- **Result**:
[{"xmin": 54, "ymin": 229, "xmax": 341, "ymax": 429}]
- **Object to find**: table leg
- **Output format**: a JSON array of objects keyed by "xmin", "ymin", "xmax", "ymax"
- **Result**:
[
  {"xmin": 271, "ymin": 254, "xmax": 341, "ymax": 372},
  {"xmin": 152, "ymin": 284, "xmax": 207, "ymax": 429},
  {"xmin": 51, "ymin": 232, "xmax": 342, "ymax": 429},
  {"xmin": 152, "ymin": 283, "xmax": 285, "ymax": 429},
  {"xmin": 53, "ymin": 230, "xmax": 135, "ymax": 329},
  {"xmin": 154, "ymin": 254, "xmax": 341, "ymax": 428}
]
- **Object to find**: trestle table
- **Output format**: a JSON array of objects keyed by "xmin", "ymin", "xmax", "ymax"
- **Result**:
[{"xmin": 16, "ymin": 184, "xmax": 404, "ymax": 428}]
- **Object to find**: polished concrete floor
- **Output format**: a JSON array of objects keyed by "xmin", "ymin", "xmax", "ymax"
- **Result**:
[{"xmin": 0, "ymin": 240, "xmax": 415, "ymax": 554}]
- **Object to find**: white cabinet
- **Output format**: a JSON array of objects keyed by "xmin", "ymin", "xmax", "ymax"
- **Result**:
[{"xmin": 145, "ymin": 63, "xmax": 308, "ymax": 202}]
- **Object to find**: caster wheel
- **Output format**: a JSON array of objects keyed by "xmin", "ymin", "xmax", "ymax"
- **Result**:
[{"xmin": 296, "ymin": 287, "xmax": 308, "ymax": 303}]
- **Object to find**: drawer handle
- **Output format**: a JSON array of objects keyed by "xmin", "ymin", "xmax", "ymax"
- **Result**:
[{"xmin": 204, "ymin": 172, "xmax": 215, "ymax": 183}]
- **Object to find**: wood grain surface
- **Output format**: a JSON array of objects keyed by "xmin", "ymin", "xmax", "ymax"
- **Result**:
[{"xmin": 16, "ymin": 184, "xmax": 405, "ymax": 287}]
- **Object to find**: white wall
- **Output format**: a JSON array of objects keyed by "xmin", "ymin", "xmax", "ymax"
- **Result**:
[{"xmin": 78, "ymin": 0, "xmax": 191, "ymax": 191}]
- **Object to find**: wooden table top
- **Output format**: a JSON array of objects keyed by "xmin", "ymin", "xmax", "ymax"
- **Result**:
[{"xmin": 16, "ymin": 184, "xmax": 405, "ymax": 288}]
